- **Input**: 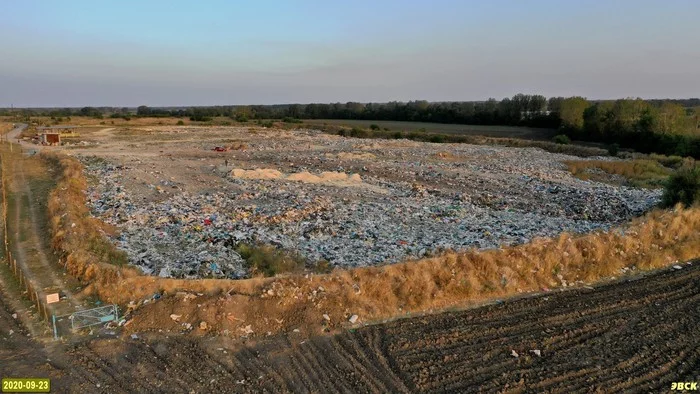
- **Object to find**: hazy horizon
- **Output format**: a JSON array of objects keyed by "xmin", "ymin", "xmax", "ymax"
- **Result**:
[{"xmin": 2, "ymin": 0, "xmax": 699, "ymax": 107}]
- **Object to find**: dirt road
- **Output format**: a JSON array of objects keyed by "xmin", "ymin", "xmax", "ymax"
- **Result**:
[
  {"xmin": 1, "ymin": 261, "xmax": 697, "ymax": 393},
  {"xmin": 1, "ymin": 139, "xmax": 84, "ymax": 319}
]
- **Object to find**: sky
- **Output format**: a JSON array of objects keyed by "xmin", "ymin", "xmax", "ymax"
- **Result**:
[{"xmin": 1, "ymin": 0, "xmax": 699, "ymax": 107}]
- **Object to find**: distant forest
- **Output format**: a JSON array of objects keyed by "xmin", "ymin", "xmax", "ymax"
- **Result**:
[{"xmin": 3, "ymin": 95, "xmax": 699, "ymax": 157}]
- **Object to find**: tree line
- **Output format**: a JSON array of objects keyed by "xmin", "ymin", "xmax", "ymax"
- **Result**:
[
  {"xmin": 2, "ymin": 95, "xmax": 698, "ymax": 157},
  {"xmin": 556, "ymin": 97, "xmax": 699, "ymax": 158}
]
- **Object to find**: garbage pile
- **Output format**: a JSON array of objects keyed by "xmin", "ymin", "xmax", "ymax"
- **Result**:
[{"xmin": 79, "ymin": 131, "xmax": 662, "ymax": 279}]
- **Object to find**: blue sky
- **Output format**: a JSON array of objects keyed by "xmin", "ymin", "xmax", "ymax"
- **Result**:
[{"xmin": 1, "ymin": 0, "xmax": 699, "ymax": 106}]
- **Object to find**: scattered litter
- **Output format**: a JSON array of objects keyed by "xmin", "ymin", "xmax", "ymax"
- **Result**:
[
  {"xmin": 348, "ymin": 314, "xmax": 359, "ymax": 324},
  {"xmin": 531, "ymin": 349, "xmax": 542, "ymax": 357},
  {"xmin": 511, "ymin": 350, "xmax": 519, "ymax": 358},
  {"xmin": 79, "ymin": 131, "xmax": 661, "ymax": 279},
  {"xmin": 673, "ymin": 265, "xmax": 683, "ymax": 270},
  {"xmin": 170, "ymin": 314, "xmax": 182, "ymax": 321}
]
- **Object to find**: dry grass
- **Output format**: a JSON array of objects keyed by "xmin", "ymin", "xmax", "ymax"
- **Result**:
[
  {"xmin": 236, "ymin": 243, "xmax": 305, "ymax": 277},
  {"xmin": 489, "ymin": 137, "xmax": 608, "ymax": 157},
  {"xmin": 0, "ymin": 123, "xmax": 12, "ymax": 135},
  {"xmin": 43, "ymin": 153, "xmax": 133, "ymax": 289},
  {"xmin": 10, "ymin": 115, "xmax": 247, "ymax": 128},
  {"xmin": 565, "ymin": 159, "xmax": 673, "ymax": 188},
  {"xmin": 44, "ymin": 153, "xmax": 700, "ymax": 338}
]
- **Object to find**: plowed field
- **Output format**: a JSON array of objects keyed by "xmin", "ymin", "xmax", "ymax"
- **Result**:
[{"xmin": 2, "ymin": 262, "xmax": 697, "ymax": 393}]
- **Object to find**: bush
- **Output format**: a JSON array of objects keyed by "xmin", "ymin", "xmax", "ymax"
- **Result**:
[
  {"xmin": 189, "ymin": 113, "xmax": 211, "ymax": 122},
  {"xmin": 312, "ymin": 259, "xmax": 333, "ymax": 274},
  {"xmin": 176, "ymin": 120, "xmax": 185, "ymax": 125},
  {"xmin": 349, "ymin": 127, "xmax": 369, "ymax": 138},
  {"xmin": 649, "ymin": 154, "xmax": 689, "ymax": 170},
  {"xmin": 236, "ymin": 243, "xmax": 305, "ymax": 277},
  {"xmin": 407, "ymin": 132, "xmax": 421, "ymax": 140},
  {"xmin": 607, "ymin": 143, "xmax": 620, "ymax": 156},
  {"xmin": 370, "ymin": 124, "xmax": 380, "ymax": 130},
  {"xmin": 662, "ymin": 166, "xmax": 700, "ymax": 207},
  {"xmin": 282, "ymin": 117, "xmax": 303, "ymax": 124},
  {"xmin": 260, "ymin": 121, "xmax": 274, "ymax": 128},
  {"xmin": 553, "ymin": 134, "xmax": 571, "ymax": 145}
]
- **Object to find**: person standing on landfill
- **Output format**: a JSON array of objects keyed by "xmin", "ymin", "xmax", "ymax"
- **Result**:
[{"xmin": 225, "ymin": 159, "xmax": 229, "ymax": 167}]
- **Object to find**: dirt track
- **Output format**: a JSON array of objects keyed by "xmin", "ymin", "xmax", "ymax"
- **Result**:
[{"xmin": 1, "ymin": 261, "xmax": 697, "ymax": 393}]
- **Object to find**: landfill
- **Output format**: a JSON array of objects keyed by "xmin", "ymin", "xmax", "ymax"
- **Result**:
[{"xmin": 79, "ymin": 127, "xmax": 661, "ymax": 279}]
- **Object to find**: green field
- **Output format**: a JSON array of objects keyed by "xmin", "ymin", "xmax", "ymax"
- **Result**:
[{"xmin": 302, "ymin": 119, "xmax": 556, "ymax": 140}]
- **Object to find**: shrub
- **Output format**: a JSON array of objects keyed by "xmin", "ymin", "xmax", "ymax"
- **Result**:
[
  {"xmin": 189, "ymin": 114, "xmax": 211, "ymax": 122},
  {"xmin": 370, "ymin": 124, "xmax": 380, "ymax": 130},
  {"xmin": 282, "ymin": 117, "xmax": 303, "ymax": 124},
  {"xmin": 565, "ymin": 159, "xmax": 672, "ymax": 189},
  {"xmin": 392, "ymin": 131, "xmax": 403, "ymax": 139},
  {"xmin": 260, "ymin": 121, "xmax": 274, "ymax": 128},
  {"xmin": 553, "ymin": 134, "xmax": 571, "ymax": 145},
  {"xmin": 662, "ymin": 166, "xmax": 700, "ymax": 207},
  {"xmin": 349, "ymin": 127, "xmax": 369, "ymax": 138},
  {"xmin": 176, "ymin": 120, "xmax": 184, "ymax": 125},
  {"xmin": 383, "ymin": 127, "xmax": 390, "ymax": 131},
  {"xmin": 429, "ymin": 134, "xmax": 446, "ymax": 143},
  {"xmin": 649, "ymin": 154, "xmax": 689, "ymax": 170},
  {"xmin": 607, "ymin": 143, "xmax": 620, "ymax": 156},
  {"xmin": 236, "ymin": 243, "xmax": 305, "ymax": 277},
  {"xmin": 312, "ymin": 259, "xmax": 333, "ymax": 274},
  {"xmin": 407, "ymin": 132, "xmax": 421, "ymax": 140}
]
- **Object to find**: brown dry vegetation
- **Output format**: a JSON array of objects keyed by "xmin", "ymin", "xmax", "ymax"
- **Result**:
[
  {"xmin": 5, "ymin": 115, "xmax": 245, "ymax": 128},
  {"xmin": 565, "ymin": 159, "xmax": 673, "ymax": 188},
  {"xmin": 0, "ymin": 123, "xmax": 13, "ymax": 137},
  {"xmin": 44, "ymin": 153, "xmax": 700, "ymax": 338}
]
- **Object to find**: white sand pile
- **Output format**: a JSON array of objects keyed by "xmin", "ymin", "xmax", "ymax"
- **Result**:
[
  {"xmin": 329, "ymin": 152, "xmax": 377, "ymax": 160},
  {"xmin": 231, "ymin": 168, "xmax": 363, "ymax": 185},
  {"xmin": 231, "ymin": 168, "xmax": 284, "ymax": 180}
]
